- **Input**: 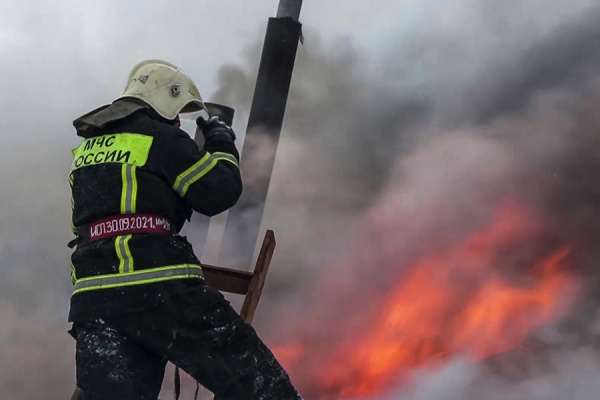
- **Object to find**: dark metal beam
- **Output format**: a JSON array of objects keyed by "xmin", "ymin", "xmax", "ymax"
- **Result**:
[
  {"xmin": 218, "ymin": 1, "xmax": 303, "ymax": 269},
  {"xmin": 277, "ymin": 0, "xmax": 303, "ymax": 20}
]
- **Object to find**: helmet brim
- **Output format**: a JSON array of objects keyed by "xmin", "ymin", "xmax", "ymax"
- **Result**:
[{"xmin": 180, "ymin": 100, "xmax": 208, "ymax": 114}]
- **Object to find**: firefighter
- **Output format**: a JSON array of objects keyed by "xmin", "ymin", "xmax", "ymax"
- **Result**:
[{"xmin": 67, "ymin": 59, "xmax": 302, "ymax": 400}]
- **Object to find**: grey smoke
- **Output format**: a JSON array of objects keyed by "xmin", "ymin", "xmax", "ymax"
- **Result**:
[
  {"xmin": 208, "ymin": 1, "xmax": 600, "ymax": 399},
  {"xmin": 2, "ymin": 0, "xmax": 600, "ymax": 399}
]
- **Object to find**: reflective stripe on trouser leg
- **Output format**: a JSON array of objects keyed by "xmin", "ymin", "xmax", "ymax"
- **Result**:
[
  {"xmin": 211, "ymin": 152, "xmax": 239, "ymax": 167},
  {"xmin": 69, "ymin": 174, "xmax": 79, "ymax": 234}
]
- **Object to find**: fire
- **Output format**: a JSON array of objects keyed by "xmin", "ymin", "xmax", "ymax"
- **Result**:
[{"xmin": 273, "ymin": 201, "xmax": 575, "ymax": 399}]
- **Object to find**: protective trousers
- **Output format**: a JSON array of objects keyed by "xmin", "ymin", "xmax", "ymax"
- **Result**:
[{"xmin": 69, "ymin": 283, "xmax": 302, "ymax": 400}]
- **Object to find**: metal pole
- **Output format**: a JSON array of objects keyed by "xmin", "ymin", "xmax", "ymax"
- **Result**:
[
  {"xmin": 218, "ymin": 0, "xmax": 303, "ymax": 269},
  {"xmin": 277, "ymin": 0, "xmax": 302, "ymax": 20}
]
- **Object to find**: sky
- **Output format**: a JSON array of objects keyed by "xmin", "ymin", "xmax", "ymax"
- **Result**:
[
  {"xmin": 2, "ymin": 0, "xmax": 600, "ymax": 399},
  {"xmin": 0, "ymin": 0, "xmax": 397, "ymax": 146}
]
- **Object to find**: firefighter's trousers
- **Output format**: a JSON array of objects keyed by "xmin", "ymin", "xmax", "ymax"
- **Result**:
[{"xmin": 69, "ymin": 282, "xmax": 302, "ymax": 400}]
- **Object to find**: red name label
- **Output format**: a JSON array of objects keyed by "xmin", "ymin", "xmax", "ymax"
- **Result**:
[{"xmin": 88, "ymin": 214, "xmax": 172, "ymax": 241}]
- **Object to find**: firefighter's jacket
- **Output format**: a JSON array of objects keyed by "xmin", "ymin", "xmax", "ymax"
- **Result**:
[{"xmin": 67, "ymin": 108, "xmax": 241, "ymax": 322}]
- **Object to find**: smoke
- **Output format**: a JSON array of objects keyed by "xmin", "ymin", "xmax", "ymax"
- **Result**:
[
  {"xmin": 2, "ymin": 0, "xmax": 600, "ymax": 398},
  {"xmin": 380, "ymin": 346, "xmax": 600, "ymax": 400},
  {"xmin": 204, "ymin": 1, "xmax": 600, "ymax": 398}
]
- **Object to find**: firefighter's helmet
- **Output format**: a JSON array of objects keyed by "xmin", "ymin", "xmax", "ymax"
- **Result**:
[{"xmin": 116, "ymin": 59, "xmax": 207, "ymax": 121}]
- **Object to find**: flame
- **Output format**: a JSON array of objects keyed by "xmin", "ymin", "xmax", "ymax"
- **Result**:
[
  {"xmin": 273, "ymin": 202, "xmax": 575, "ymax": 399},
  {"xmin": 272, "ymin": 343, "xmax": 306, "ymax": 366}
]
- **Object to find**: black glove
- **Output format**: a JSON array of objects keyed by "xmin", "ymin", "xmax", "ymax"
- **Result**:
[{"xmin": 196, "ymin": 115, "xmax": 237, "ymax": 142}]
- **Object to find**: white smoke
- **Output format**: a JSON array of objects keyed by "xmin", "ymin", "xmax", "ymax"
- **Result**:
[
  {"xmin": 2, "ymin": 0, "xmax": 600, "ymax": 399},
  {"xmin": 384, "ymin": 345, "xmax": 600, "ymax": 400}
]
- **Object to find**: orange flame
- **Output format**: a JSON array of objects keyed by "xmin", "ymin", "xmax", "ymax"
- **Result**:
[{"xmin": 274, "ymin": 202, "xmax": 575, "ymax": 399}]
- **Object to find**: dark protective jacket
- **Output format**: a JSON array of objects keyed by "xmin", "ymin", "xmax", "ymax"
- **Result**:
[{"xmin": 67, "ymin": 107, "xmax": 241, "ymax": 322}]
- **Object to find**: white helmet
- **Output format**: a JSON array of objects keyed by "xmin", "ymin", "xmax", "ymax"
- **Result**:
[{"xmin": 116, "ymin": 59, "xmax": 207, "ymax": 121}]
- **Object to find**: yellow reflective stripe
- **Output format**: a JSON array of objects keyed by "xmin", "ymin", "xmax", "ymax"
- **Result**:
[
  {"xmin": 116, "ymin": 165, "xmax": 137, "ymax": 273},
  {"xmin": 173, "ymin": 153, "xmax": 218, "ymax": 197},
  {"xmin": 124, "ymin": 236, "xmax": 134, "ymax": 270},
  {"xmin": 120, "ymin": 164, "xmax": 137, "ymax": 213},
  {"xmin": 131, "ymin": 166, "xmax": 138, "ymax": 210},
  {"xmin": 68, "ymin": 174, "xmax": 74, "ymax": 207},
  {"xmin": 71, "ymin": 133, "xmax": 153, "ymax": 172},
  {"xmin": 116, "ymin": 236, "xmax": 125, "ymax": 272},
  {"xmin": 70, "ymin": 262, "xmax": 77, "ymax": 284},
  {"xmin": 72, "ymin": 264, "xmax": 203, "ymax": 294},
  {"xmin": 116, "ymin": 235, "xmax": 134, "ymax": 273},
  {"xmin": 120, "ymin": 165, "xmax": 128, "ymax": 212},
  {"xmin": 69, "ymin": 174, "xmax": 78, "ymax": 233},
  {"xmin": 212, "ymin": 152, "xmax": 239, "ymax": 167}
]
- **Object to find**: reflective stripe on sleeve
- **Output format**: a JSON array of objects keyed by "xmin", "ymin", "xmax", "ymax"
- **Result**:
[
  {"xmin": 72, "ymin": 264, "xmax": 204, "ymax": 294},
  {"xmin": 70, "ymin": 262, "xmax": 77, "ymax": 285},
  {"xmin": 211, "ymin": 152, "xmax": 239, "ymax": 167},
  {"xmin": 172, "ymin": 153, "xmax": 218, "ymax": 197},
  {"xmin": 69, "ymin": 174, "xmax": 75, "ymax": 208},
  {"xmin": 69, "ymin": 174, "xmax": 79, "ymax": 234}
]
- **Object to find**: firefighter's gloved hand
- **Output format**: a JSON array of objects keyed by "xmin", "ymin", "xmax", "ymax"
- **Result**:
[{"xmin": 196, "ymin": 116, "xmax": 237, "ymax": 142}]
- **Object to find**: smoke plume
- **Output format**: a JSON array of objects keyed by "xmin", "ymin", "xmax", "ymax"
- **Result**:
[
  {"xmin": 207, "ymin": 1, "xmax": 600, "ymax": 399},
  {"xmin": 2, "ymin": 0, "xmax": 600, "ymax": 399}
]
